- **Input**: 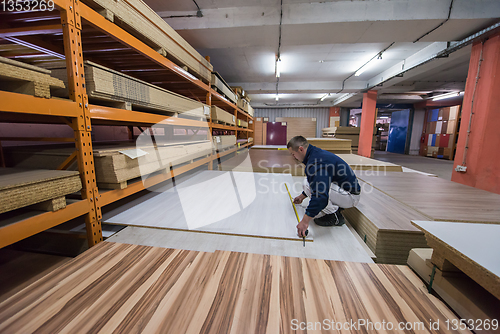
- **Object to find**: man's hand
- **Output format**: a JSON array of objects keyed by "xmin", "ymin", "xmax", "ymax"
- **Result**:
[
  {"xmin": 296, "ymin": 215, "xmax": 312, "ymax": 237},
  {"xmin": 294, "ymin": 193, "xmax": 306, "ymax": 205}
]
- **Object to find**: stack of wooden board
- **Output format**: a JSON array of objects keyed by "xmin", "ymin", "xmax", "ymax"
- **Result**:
[
  {"xmin": 358, "ymin": 172, "xmax": 500, "ymax": 223},
  {"xmin": 322, "ymin": 127, "xmax": 337, "ymax": 137},
  {"xmin": 247, "ymin": 104, "xmax": 254, "ymax": 117},
  {"xmin": 337, "ymin": 154, "xmax": 403, "ymax": 172},
  {"xmin": 335, "ymin": 126, "xmax": 376, "ymax": 156},
  {"xmin": 211, "ymin": 72, "xmax": 237, "ymax": 104},
  {"xmin": 0, "ymin": 168, "xmax": 82, "ymax": 213},
  {"xmin": 422, "ymin": 106, "xmax": 460, "ymax": 159},
  {"xmin": 306, "ymin": 138, "xmax": 352, "ymax": 154},
  {"xmin": 80, "ymin": 0, "xmax": 212, "ymax": 82},
  {"xmin": 412, "ymin": 221, "xmax": 500, "ymax": 301},
  {"xmin": 254, "ymin": 118, "xmax": 264, "ymax": 145},
  {"xmin": 343, "ymin": 180, "xmax": 430, "ymax": 264},
  {"xmin": 210, "ymin": 106, "xmax": 235, "ymax": 126},
  {"xmin": 220, "ymin": 149, "xmax": 304, "ymax": 175},
  {"xmin": 52, "ymin": 61, "xmax": 207, "ymax": 118},
  {"xmin": 93, "ymin": 141, "xmax": 213, "ymax": 189},
  {"xmin": 0, "ymin": 56, "xmax": 65, "ymax": 98},
  {"xmin": 213, "ymin": 135, "xmax": 236, "ymax": 151},
  {"xmin": 276, "ymin": 117, "xmax": 316, "ymax": 143},
  {"xmin": 0, "ymin": 241, "xmax": 470, "ymax": 334},
  {"xmin": 237, "ymin": 119, "xmax": 248, "ymax": 128}
]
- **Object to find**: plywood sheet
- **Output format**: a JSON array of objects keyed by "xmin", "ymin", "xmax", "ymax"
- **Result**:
[
  {"xmin": 0, "ymin": 242, "xmax": 470, "ymax": 334},
  {"xmin": 106, "ymin": 171, "xmax": 310, "ymax": 241},
  {"xmin": 0, "ymin": 168, "xmax": 82, "ymax": 214},
  {"xmin": 412, "ymin": 221, "xmax": 500, "ymax": 300},
  {"xmin": 307, "ymin": 138, "xmax": 352, "ymax": 153},
  {"xmin": 358, "ymin": 172, "xmax": 500, "ymax": 223},
  {"xmin": 276, "ymin": 117, "xmax": 316, "ymax": 143},
  {"xmin": 81, "ymin": 0, "xmax": 212, "ymax": 81},
  {"xmin": 337, "ymin": 154, "xmax": 402, "ymax": 172}
]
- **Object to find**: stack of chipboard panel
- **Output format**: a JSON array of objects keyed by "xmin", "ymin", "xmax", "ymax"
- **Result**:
[
  {"xmin": 306, "ymin": 138, "xmax": 352, "ymax": 154},
  {"xmin": 334, "ymin": 126, "xmax": 376, "ymax": 157},
  {"xmin": 422, "ymin": 106, "xmax": 460, "ymax": 160},
  {"xmin": 212, "ymin": 135, "xmax": 236, "ymax": 151},
  {"xmin": 211, "ymin": 72, "xmax": 237, "ymax": 104},
  {"xmin": 210, "ymin": 106, "xmax": 235, "ymax": 126},
  {"xmin": 237, "ymin": 119, "xmax": 249, "ymax": 128}
]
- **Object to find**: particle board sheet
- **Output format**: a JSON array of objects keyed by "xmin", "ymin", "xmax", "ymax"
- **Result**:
[
  {"xmin": 358, "ymin": 172, "xmax": 500, "ymax": 223},
  {"xmin": 0, "ymin": 241, "xmax": 471, "ymax": 334},
  {"xmin": 251, "ymin": 145, "xmax": 287, "ymax": 150},
  {"xmin": 276, "ymin": 117, "xmax": 317, "ymax": 143},
  {"xmin": 219, "ymin": 149, "xmax": 305, "ymax": 176},
  {"xmin": 52, "ymin": 61, "xmax": 207, "ymax": 118},
  {"xmin": 212, "ymin": 135, "xmax": 236, "ymax": 150},
  {"xmin": 254, "ymin": 118, "xmax": 264, "ymax": 145},
  {"xmin": 93, "ymin": 141, "xmax": 213, "ymax": 184},
  {"xmin": 343, "ymin": 180, "xmax": 430, "ymax": 264},
  {"xmin": 211, "ymin": 72, "xmax": 237, "ymax": 104},
  {"xmin": 0, "ymin": 168, "xmax": 82, "ymax": 214},
  {"xmin": 306, "ymin": 138, "xmax": 352, "ymax": 154},
  {"xmin": 412, "ymin": 221, "xmax": 500, "ymax": 300},
  {"xmin": 81, "ymin": 0, "xmax": 212, "ymax": 82},
  {"xmin": 0, "ymin": 56, "xmax": 65, "ymax": 98},
  {"xmin": 336, "ymin": 154, "xmax": 403, "ymax": 172},
  {"xmin": 210, "ymin": 105, "xmax": 235, "ymax": 125},
  {"xmin": 407, "ymin": 248, "xmax": 500, "ymax": 332},
  {"xmin": 106, "ymin": 171, "xmax": 309, "ymax": 241}
]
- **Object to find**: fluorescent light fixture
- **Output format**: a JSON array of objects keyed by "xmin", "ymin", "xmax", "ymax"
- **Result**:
[
  {"xmin": 276, "ymin": 58, "xmax": 282, "ymax": 78},
  {"xmin": 320, "ymin": 93, "xmax": 330, "ymax": 102},
  {"xmin": 355, "ymin": 53, "xmax": 382, "ymax": 77},
  {"xmin": 379, "ymin": 116, "xmax": 389, "ymax": 119},
  {"xmin": 275, "ymin": 94, "xmax": 279, "ymax": 101},
  {"xmin": 432, "ymin": 91, "xmax": 463, "ymax": 101}
]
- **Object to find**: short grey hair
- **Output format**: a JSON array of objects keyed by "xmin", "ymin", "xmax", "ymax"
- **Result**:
[{"xmin": 287, "ymin": 136, "xmax": 309, "ymax": 151}]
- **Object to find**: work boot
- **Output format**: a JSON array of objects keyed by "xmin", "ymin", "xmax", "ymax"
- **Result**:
[{"xmin": 314, "ymin": 213, "xmax": 339, "ymax": 226}]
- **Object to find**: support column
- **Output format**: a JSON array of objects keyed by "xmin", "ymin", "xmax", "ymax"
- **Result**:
[
  {"xmin": 340, "ymin": 108, "xmax": 350, "ymax": 127},
  {"xmin": 452, "ymin": 33, "xmax": 500, "ymax": 194},
  {"xmin": 358, "ymin": 90, "xmax": 378, "ymax": 157}
]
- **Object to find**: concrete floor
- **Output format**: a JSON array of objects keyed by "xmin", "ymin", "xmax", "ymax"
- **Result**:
[{"xmin": 373, "ymin": 151, "xmax": 455, "ymax": 180}]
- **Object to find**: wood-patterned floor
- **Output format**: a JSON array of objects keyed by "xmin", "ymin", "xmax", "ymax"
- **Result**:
[{"xmin": 0, "ymin": 242, "xmax": 469, "ymax": 334}]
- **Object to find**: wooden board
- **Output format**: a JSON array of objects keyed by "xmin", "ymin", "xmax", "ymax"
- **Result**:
[
  {"xmin": 307, "ymin": 137, "xmax": 352, "ymax": 153},
  {"xmin": 219, "ymin": 149, "xmax": 305, "ymax": 176},
  {"xmin": 253, "ymin": 118, "xmax": 264, "ymax": 145},
  {"xmin": 407, "ymin": 248, "xmax": 500, "ymax": 333},
  {"xmin": 0, "ymin": 168, "xmax": 82, "ymax": 214},
  {"xmin": 81, "ymin": 0, "xmax": 212, "ymax": 82},
  {"xmin": 52, "ymin": 61, "xmax": 207, "ymax": 118},
  {"xmin": 211, "ymin": 72, "xmax": 237, "ymax": 104},
  {"xmin": 0, "ymin": 241, "xmax": 471, "ymax": 334},
  {"xmin": 336, "ymin": 154, "xmax": 403, "ymax": 172},
  {"xmin": 251, "ymin": 145, "xmax": 287, "ymax": 150},
  {"xmin": 213, "ymin": 135, "xmax": 236, "ymax": 150},
  {"xmin": 106, "ymin": 171, "xmax": 310, "ymax": 242},
  {"xmin": 210, "ymin": 105, "xmax": 235, "ymax": 126},
  {"xmin": 276, "ymin": 117, "xmax": 316, "ymax": 143},
  {"xmin": 0, "ymin": 56, "xmax": 65, "ymax": 98},
  {"xmin": 412, "ymin": 221, "xmax": 500, "ymax": 300},
  {"xmin": 343, "ymin": 180, "xmax": 429, "ymax": 264},
  {"xmin": 358, "ymin": 172, "xmax": 500, "ymax": 223}
]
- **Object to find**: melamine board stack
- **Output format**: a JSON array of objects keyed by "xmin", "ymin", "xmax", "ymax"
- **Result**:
[
  {"xmin": 307, "ymin": 138, "xmax": 352, "ymax": 154},
  {"xmin": 210, "ymin": 106, "xmax": 235, "ymax": 126},
  {"xmin": 80, "ymin": 0, "xmax": 212, "ymax": 82},
  {"xmin": 276, "ymin": 117, "xmax": 316, "ymax": 143},
  {"xmin": 211, "ymin": 72, "xmax": 237, "ymax": 104},
  {"xmin": 0, "ymin": 241, "xmax": 471, "ymax": 334},
  {"xmin": 52, "ymin": 61, "xmax": 207, "ymax": 119},
  {"xmin": 343, "ymin": 180, "xmax": 429, "ymax": 264},
  {"xmin": 0, "ymin": 56, "xmax": 65, "ymax": 98},
  {"xmin": 93, "ymin": 141, "xmax": 213, "ymax": 189},
  {"xmin": 0, "ymin": 168, "xmax": 82, "ymax": 213},
  {"xmin": 213, "ymin": 135, "xmax": 236, "ymax": 150}
]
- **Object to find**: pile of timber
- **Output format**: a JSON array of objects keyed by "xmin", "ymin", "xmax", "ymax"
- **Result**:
[
  {"xmin": 93, "ymin": 141, "xmax": 213, "ymax": 189},
  {"xmin": 210, "ymin": 106, "xmax": 235, "ymax": 126},
  {"xmin": 343, "ymin": 180, "xmax": 429, "ymax": 264},
  {"xmin": 306, "ymin": 138, "xmax": 352, "ymax": 154},
  {"xmin": 213, "ymin": 135, "xmax": 236, "ymax": 151},
  {"xmin": 0, "ymin": 56, "xmax": 65, "ymax": 98},
  {"xmin": 52, "ymin": 61, "xmax": 208, "ymax": 119},
  {"xmin": 335, "ymin": 126, "xmax": 376, "ymax": 157},
  {"xmin": 321, "ymin": 127, "xmax": 337, "ymax": 137},
  {"xmin": 276, "ymin": 117, "xmax": 316, "ymax": 143},
  {"xmin": 0, "ymin": 168, "xmax": 82, "ymax": 213},
  {"xmin": 80, "ymin": 0, "xmax": 212, "ymax": 82},
  {"xmin": 237, "ymin": 119, "xmax": 248, "ymax": 128},
  {"xmin": 211, "ymin": 72, "xmax": 237, "ymax": 104}
]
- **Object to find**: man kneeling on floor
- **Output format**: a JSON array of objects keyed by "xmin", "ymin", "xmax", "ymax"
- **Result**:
[{"xmin": 287, "ymin": 136, "xmax": 361, "ymax": 237}]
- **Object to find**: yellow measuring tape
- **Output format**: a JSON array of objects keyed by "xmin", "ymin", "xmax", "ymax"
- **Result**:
[{"xmin": 285, "ymin": 183, "xmax": 301, "ymax": 223}]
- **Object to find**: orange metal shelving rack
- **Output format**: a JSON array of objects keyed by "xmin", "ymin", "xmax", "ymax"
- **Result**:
[{"xmin": 0, "ymin": 0, "xmax": 253, "ymax": 249}]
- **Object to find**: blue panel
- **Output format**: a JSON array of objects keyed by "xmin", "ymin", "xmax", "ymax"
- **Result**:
[
  {"xmin": 431, "ymin": 134, "xmax": 437, "ymax": 146},
  {"xmin": 431, "ymin": 109, "xmax": 439, "ymax": 122},
  {"xmin": 387, "ymin": 109, "xmax": 410, "ymax": 154},
  {"xmin": 437, "ymin": 155, "xmax": 444, "ymax": 158}
]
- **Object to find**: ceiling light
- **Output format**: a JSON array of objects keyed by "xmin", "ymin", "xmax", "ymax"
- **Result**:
[
  {"xmin": 319, "ymin": 60, "xmax": 324, "ymax": 63},
  {"xmin": 432, "ymin": 91, "xmax": 463, "ymax": 101},
  {"xmin": 355, "ymin": 52, "xmax": 383, "ymax": 77},
  {"xmin": 379, "ymin": 116, "xmax": 389, "ymax": 119},
  {"xmin": 276, "ymin": 58, "xmax": 282, "ymax": 78},
  {"xmin": 275, "ymin": 94, "xmax": 279, "ymax": 101},
  {"xmin": 320, "ymin": 93, "xmax": 330, "ymax": 102}
]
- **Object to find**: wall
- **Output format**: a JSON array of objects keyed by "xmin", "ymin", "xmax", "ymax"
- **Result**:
[
  {"xmin": 254, "ymin": 108, "xmax": 329, "ymax": 138},
  {"xmin": 409, "ymin": 108, "xmax": 425, "ymax": 155}
]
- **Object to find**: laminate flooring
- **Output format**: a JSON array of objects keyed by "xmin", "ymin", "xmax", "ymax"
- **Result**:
[
  {"xmin": 0, "ymin": 241, "xmax": 470, "ymax": 334},
  {"xmin": 105, "ymin": 171, "xmax": 310, "ymax": 242}
]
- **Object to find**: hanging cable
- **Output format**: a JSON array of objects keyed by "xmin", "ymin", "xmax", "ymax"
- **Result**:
[
  {"xmin": 413, "ymin": 0, "xmax": 454, "ymax": 43},
  {"xmin": 162, "ymin": 0, "xmax": 203, "ymax": 18}
]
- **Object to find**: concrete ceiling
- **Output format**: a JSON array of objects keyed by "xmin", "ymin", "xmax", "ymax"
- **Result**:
[{"xmin": 145, "ymin": 0, "xmax": 500, "ymax": 108}]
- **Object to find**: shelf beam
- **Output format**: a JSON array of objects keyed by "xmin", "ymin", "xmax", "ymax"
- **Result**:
[{"xmin": 0, "ymin": 91, "xmax": 79, "ymax": 117}]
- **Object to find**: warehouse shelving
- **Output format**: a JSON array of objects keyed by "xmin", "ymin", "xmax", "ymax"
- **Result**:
[{"xmin": 0, "ymin": 0, "xmax": 253, "ymax": 249}]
